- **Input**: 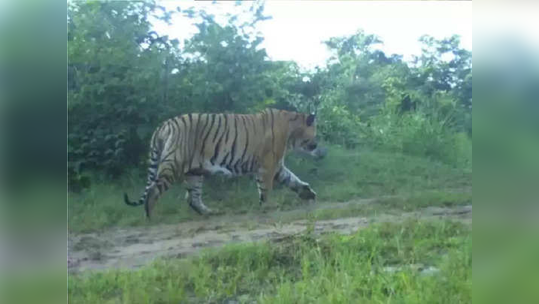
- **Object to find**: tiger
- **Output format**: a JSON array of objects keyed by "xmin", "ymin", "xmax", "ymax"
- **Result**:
[{"xmin": 124, "ymin": 108, "xmax": 321, "ymax": 218}]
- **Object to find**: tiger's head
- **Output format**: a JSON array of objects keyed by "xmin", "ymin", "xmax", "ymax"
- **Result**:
[{"xmin": 288, "ymin": 112, "xmax": 321, "ymax": 157}]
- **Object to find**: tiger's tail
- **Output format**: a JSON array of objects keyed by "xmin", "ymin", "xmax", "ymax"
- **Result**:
[{"xmin": 124, "ymin": 130, "xmax": 163, "ymax": 213}]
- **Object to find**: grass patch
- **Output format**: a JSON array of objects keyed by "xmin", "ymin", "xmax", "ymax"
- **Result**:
[
  {"xmin": 69, "ymin": 145, "xmax": 472, "ymax": 233},
  {"xmin": 377, "ymin": 190, "xmax": 472, "ymax": 212},
  {"xmin": 251, "ymin": 190, "xmax": 472, "ymax": 225},
  {"xmin": 68, "ymin": 219, "xmax": 472, "ymax": 304}
]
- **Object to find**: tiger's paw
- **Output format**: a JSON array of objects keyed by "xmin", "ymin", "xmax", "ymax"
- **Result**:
[
  {"xmin": 299, "ymin": 185, "xmax": 316, "ymax": 201},
  {"xmin": 190, "ymin": 202, "xmax": 217, "ymax": 216}
]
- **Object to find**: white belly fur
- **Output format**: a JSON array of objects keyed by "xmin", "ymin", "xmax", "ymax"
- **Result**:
[{"xmin": 203, "ymin": 162, "xmax": 234, "ymax": 176}]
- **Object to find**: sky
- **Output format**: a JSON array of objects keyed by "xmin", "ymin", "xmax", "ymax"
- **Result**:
[{"xmin": 153, "ymin": 1, "xmax": 472, "ymax": 70}]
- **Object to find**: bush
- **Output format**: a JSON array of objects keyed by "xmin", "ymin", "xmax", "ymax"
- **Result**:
[
  {"xmin": 367, "ymin": 105, "xmax": 471, "ymax": 167},
  {"xmin": 316, "ymin": 90, "xmax": 366, "ymax": 148}
]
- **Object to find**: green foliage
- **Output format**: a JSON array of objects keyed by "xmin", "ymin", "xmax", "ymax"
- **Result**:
[
  {"xmin": 67, "ymin": 3, "xmax": 473, "ymax": 303},
  {"xmin": 367, "ymin": 103, "xmax": 471, "ymax": 166},
  {"xmin": 67, "ymin": 1, "xmax": 472, "ymax": 190},
  {"xmin": 68, "ymin": 1, "xmax": 293, "ymax": 187},
  {"xmin": 311, "ymin": 30, "xmax": 471, "ymax": 153},
  {"xmin": 68, "ymin": 0, "xmax": 174, "ymax": 182},
  {"xmin": 317, "ymin": 90, "xmax": 365, "ymax": 147}
]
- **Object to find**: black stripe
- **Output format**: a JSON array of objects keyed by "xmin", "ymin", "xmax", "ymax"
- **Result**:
[
  {"xmin": 159, "ymin": 158, "xmax": 176, "ymax": 165},
  {"xmin": 219, "ymin": 115, "xmax": 230, "ymax": 158},
  {"xmin": 200, "ymin": 114, "xmax": 216, "ymax": 158},
  {"xmin": 249, "ymin": 156, "xmax": 256, "ymax": 172},
  {"xmin": 223, "ymin": 115, "xmax": 229, "ymax": 141},
  {"xmin": 189, "ymin": 114, "xmax": 203, "ymax": 170},
  {"xmin": 210, "ymin": 120, "xmax": 227, "ymax": 165},
  {"xmin": 220, "ymin": 152, "xmax": 230, "ymax": 167},
  {"xmin": 172, "ymin": 152, "xmax": 179, "ymax": 177},
  {"xmin": 228, "ymin": 116, "xmax": 239, "ymax": 167},
  {"xmin": 167, "ymin": 119, "xmax": 180, "ymax": 159},
  {"xmin": 170, "ymin": 118, "xmax": 182, "ymax": 138},
  {"xmin": 192, "ymin": 114, "xmax": 202, "ymax": 152},
  {"xmin": 166, "ymin": 122, "xmax": 179, "ymax": 154},
  {"xmin": 152, "ymin": 122, "xmax": 166, "ymax": 151},
  {"xmin": 241, "ymin": 155, "xmax": 250, "ymax": 173},
  {"xmin": 250, "ymin": 115, "xmax": 257, "ymax": 139},
  {"xmin": 212, "ymin": 115, "xmax": 222, "ymax": 143},
  {"xmin": 193, "ymin": 114, "xmax": 208, "ymax": 168},
  {"xmin": 198, "ymin": 114, "xmax": 211, "ymax": 145},
  {"xmin": 160, "ymin": 145, "xmax": 176, "ymax": 164},
  {"xmin": 180, "ymin": 116, "xmax": 188, "ymax": 160},
  {"xmin": 237, "ymin": 116, "xmax": 249, "ymax": 169},
  {"xmin": 194, "ymin": 114, "xmax": 203, "ymax": 137},
  {"xmin": 161, "ymin": 171, "xmax": 174, "ymax": 183},
  {"xmin": 224, "ymin": 117, "xmax": 231, "ymax": 144},
  {"xmin": 233, "ymin": 157, "xmax": 242, "ymax": 173}
]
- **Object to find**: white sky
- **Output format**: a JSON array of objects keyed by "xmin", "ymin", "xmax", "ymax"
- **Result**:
[{"xmin": 153, "ymin": 1, "xmax": 472, "ymax": 70}]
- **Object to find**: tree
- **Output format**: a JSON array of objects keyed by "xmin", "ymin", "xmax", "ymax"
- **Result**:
[
  {"xmin": 68, "ymin": 0, "xmax": 180, "ymax": 181},
  {"xmin": 68, "ymin": 1, "xmax": 472, "ymax": 187}
]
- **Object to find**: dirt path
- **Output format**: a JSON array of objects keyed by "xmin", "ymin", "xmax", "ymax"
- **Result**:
[{"xmin": 68, "ymin": 198, "xmax": 471, "ymax": 273}]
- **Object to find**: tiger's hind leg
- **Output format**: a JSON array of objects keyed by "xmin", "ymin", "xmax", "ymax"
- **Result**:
[
  {"xmin": 145, "ymin": 174, "xmax": 175, "ymax": 219},
  {"xmin": 185, "ymin": 174, "xmax": 214, "ymax": 215}
]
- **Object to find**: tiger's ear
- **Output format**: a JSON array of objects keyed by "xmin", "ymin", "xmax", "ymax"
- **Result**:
[{"xmin": 306, "ymin": 113, "xmax": 316, "ymax": 126}]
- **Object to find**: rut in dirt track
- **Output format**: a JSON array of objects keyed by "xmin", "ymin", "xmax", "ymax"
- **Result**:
[{"xmin": 68, "ymin": 197, "xmax": 472, "ymax": 273}]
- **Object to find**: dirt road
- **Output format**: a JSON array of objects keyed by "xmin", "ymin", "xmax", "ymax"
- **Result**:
[{"xmin": 68, "ymin": 198, "xmax": 471, "ymax": 273}]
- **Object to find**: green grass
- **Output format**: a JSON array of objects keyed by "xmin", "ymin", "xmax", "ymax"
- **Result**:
[
  {"xmin": 69, "ymin": 145, "xmax": 472, "ymax": 303},
  {"xmin": 273, "ymin": 190, "xmax": 472, "ymax": 224},
  {"xmin": 376, "ymin": 190, "xmax": 472, "ymax": 211},
  {"xmin": 69, "ymin": 145, "xmax": 471, "ymax": 233},
  {"xmin": 68, "ymin": 219, "xmax": 472, "ymax": 304}
]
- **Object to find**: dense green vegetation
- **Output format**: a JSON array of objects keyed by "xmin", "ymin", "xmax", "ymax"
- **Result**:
[
  {"xmin": 68, "ymin": 1, "xmax": 472, "ymax": 303},
  {"xmin": 68, "ymin": 1, "xmax": 471, "ymax": 190}
]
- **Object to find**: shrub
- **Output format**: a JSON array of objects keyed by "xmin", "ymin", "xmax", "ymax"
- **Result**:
[{"xmin": 367, "ymin": 104, "xmax": 471, "ymax": 167}]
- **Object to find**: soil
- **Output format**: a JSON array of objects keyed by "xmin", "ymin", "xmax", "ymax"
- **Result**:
[{"xmin": 68, "ymin": 198, "xmax": 471, "ymax": 273}]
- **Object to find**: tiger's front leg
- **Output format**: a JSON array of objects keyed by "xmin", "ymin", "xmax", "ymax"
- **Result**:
[
  {"xmin": 185, "ymin": 174, "xmax": 214, "ymax": 215},
  {"xmin": 256, "ymin": 168, "xmax": 275, "ymax": 205},
  {"xmin": 274, "ymin": 165, "xmax": 316, "ymax": 201}
]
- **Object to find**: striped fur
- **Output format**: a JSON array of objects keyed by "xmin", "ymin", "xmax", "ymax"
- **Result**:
[{"xmin": 124, "ymin": 109, "xmax": 319, "ymax": 218}]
